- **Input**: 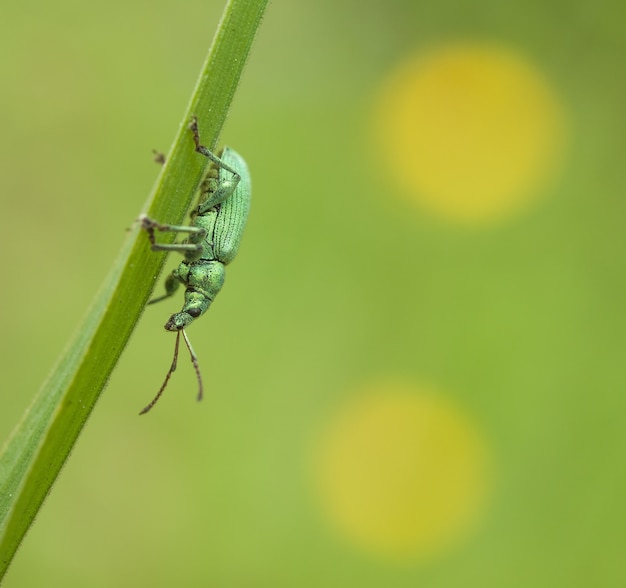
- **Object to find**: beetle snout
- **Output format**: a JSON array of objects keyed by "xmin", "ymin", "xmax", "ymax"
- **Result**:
[{"xmin": 164, "ymin": 312, "xmax": 194, "ymax": 332}]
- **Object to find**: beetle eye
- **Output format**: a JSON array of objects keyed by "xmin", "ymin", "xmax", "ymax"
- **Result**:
[{"xmin": 188, "ymin": 307, "xmax": 202, "ymax": 318}]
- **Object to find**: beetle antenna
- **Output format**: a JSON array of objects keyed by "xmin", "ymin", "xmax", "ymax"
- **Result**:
[
  {"xmin": 139, "ymin": 331, "xmax": 181, "ymax": 415},
  {"xmin": 181, "ymin": 329, "xmax": 204, "ymax": 402}
]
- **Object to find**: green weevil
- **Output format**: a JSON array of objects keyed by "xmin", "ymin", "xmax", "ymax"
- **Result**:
[{"xmin": 138, "ymin": 116, "xmax": 251, "ymax": 414}]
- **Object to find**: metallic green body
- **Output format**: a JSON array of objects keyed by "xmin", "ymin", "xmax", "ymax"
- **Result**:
[{"xmin": 166, "ymin": 147, "xmax": 251, "ymax": 330}]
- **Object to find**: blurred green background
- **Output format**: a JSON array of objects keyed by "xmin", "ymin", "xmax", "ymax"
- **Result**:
[{"xmin": 1, "ymin": 0, "xmax": 625, "ymax": 586}]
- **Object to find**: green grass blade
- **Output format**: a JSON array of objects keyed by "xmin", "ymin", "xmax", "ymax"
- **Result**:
[{"xmin": 0, "ymin": 0, "xmax": 268, "ymax": 579}]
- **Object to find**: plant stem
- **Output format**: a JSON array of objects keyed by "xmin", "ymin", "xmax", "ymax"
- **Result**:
[{"xmin": 0, "ymin": 0, "xmax": 268, "ymax": 580}]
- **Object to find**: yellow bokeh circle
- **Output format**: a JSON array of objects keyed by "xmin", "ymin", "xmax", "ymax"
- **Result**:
[
  {"xmin": 374, "ymin": 43, "xmax": 566, "ymax": 225},
  {"xmin": 312, "ymin": 382, "xmax": 491, "ymax": 562}
]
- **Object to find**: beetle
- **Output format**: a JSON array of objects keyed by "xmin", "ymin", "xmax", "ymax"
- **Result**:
[{"xmin": 138, "ymin": 116, "xmax": 251, "ymax": 414}]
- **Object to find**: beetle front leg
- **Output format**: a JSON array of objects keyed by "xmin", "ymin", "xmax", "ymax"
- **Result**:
[{"xmin": 148, "ymin": 271, "xmax": 181, "ymax": 305}]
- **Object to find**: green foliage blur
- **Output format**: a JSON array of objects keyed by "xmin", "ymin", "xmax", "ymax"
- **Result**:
[{"xmin": 1, "ymin": 0, "xmax": 625, "ymax": 586}]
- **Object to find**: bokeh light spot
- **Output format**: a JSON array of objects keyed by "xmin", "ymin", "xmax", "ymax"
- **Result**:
[
  {"xmin": 374, "ymin": 43, "xmax": 566, "ymax": 224},
  {"xmin": 312, "ymin": 382, "xmax": 491, "ymax": 562}
]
